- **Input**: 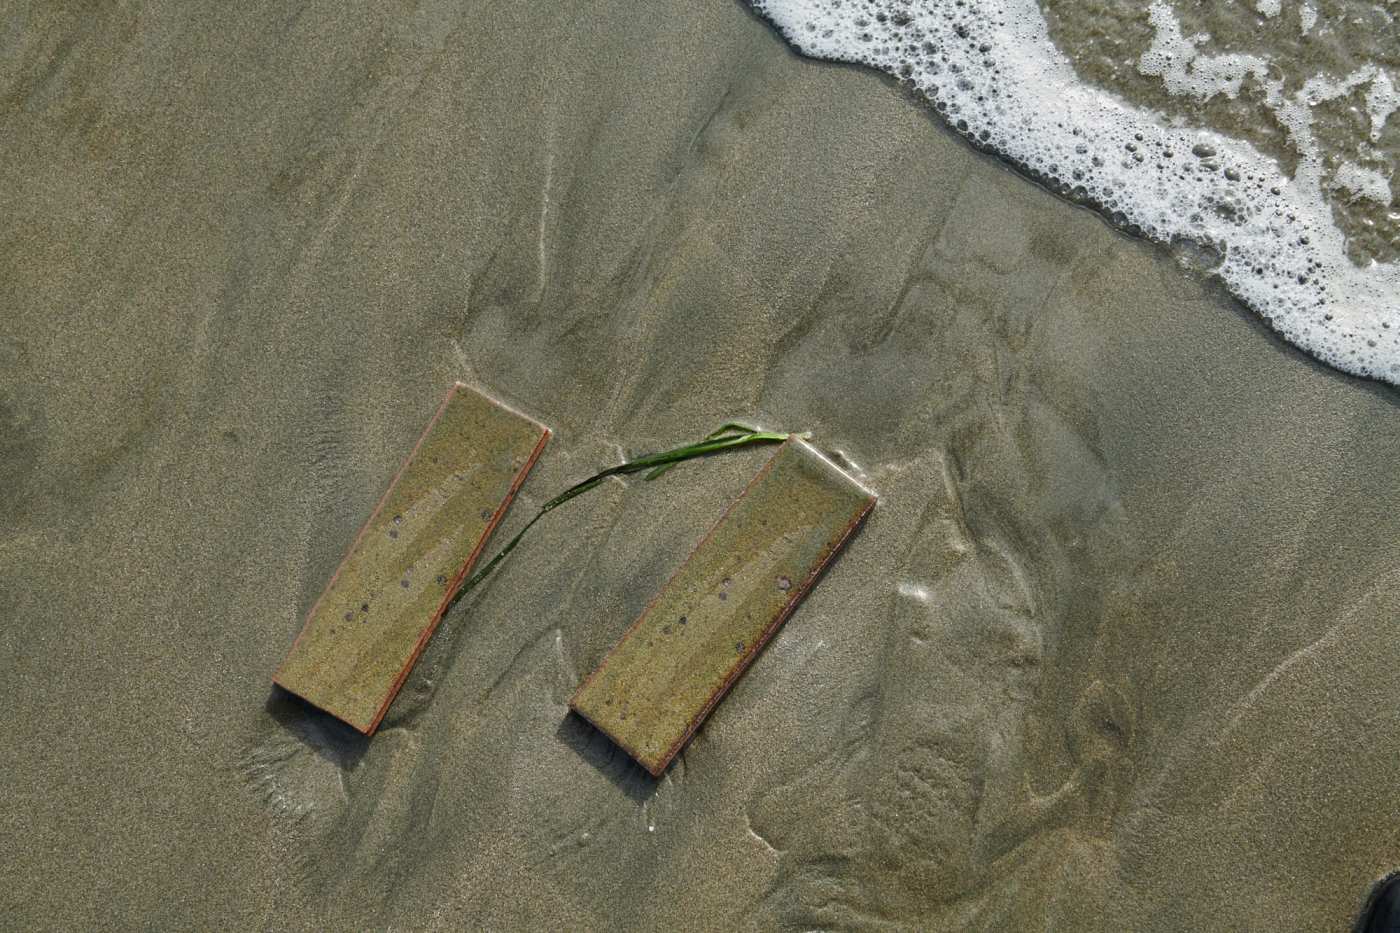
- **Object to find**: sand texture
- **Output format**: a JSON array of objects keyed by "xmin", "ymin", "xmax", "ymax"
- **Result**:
[{"xmin": 4, "ymin": 2, "xmax": 1399, "ymax": 930}]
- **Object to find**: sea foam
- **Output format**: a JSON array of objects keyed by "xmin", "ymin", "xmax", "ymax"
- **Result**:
[{"xmin": 750, "ymin": 0, "xmax": 1400, "ymax": 385}]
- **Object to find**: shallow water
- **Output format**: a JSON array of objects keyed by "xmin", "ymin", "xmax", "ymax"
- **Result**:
[{"xmin": 750, "ymin": 0, "xmax": 1400, "ymax": 384}]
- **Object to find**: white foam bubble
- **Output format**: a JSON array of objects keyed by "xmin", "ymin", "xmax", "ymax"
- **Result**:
[
  {"xmin": 1367, "ymin": 71, "xmax": 1399, "ymax": 144},
  {"xmin": 1299, "ymin": 3, "xmax": 1318, "ymax": 33},
  {"xmin": 1335, "ymin": 163, "xmax": 1394, "ymax": 206},
  {"xmin": 1139, "ymin": 1, "xmax": 1268, "ymax": 102},
  {"xmin": 750, "ymin": 0, "xmax": 1400, "ymax": 384}
]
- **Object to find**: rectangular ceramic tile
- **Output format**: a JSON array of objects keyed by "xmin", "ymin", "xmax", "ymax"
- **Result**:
[
  {"xmin": 569, "ymin": 438, "xmax": 876, "ymax": 776},
  {"xmin": 274, "ymin": 383, "xmax": 550, "ymax": 734}
]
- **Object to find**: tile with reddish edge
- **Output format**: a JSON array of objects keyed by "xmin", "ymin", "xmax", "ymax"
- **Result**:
[
  {"xmin": 274, "ymin": 383, "xmax": 549, "ymax": 734},
  {"xmin": 569, "ymin": 438, "xmax": 876, "ymax": 777}
]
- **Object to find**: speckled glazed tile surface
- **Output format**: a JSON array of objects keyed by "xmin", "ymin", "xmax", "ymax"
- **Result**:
[
  {"xmin": 571, "ymin": 438, "xmax": 876, "ymax": 775},
  {"xmin": 274, "ymin": 383, "xmax": 549, "ymax": 733}
]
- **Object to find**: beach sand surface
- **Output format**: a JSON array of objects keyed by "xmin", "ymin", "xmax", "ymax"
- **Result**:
[{"xmin": 3, "ymin": 2, "xmax": 1398, "ymax": 929}]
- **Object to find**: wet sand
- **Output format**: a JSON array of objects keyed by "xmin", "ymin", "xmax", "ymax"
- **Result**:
[{"xmin": 4, "ymin": 2, "xmax": 1399, "ymax": 929}]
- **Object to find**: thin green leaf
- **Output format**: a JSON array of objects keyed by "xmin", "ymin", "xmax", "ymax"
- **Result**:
[
  {"xmin": 447, "ymin": 424, "xmax": 794, "ymax": 609},
  {"xmin": 644, "ymin": 423, "xmax": 760, "ymax": 480}
]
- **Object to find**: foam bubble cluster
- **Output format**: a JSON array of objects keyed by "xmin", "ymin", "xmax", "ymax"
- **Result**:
[{"xmin": 750, "ymin": 0, "xmax": 1400, "ymax": 385}]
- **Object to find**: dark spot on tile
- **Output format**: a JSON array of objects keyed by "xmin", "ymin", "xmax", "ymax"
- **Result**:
[
  {"xmin": 436, "ymin": 574, "xmax": 447, "ymax": 586},
  {"xmin": 662, "ymin": 625, "xmax": 672, "ymax": 635},
  {"xmin": 361, "ymin": 603, "xmax": 370, "ymax": 612},
  {"xmin": 718, "ymin": 592, "xmax": 727, "ymax": 601},
  {"xmin": 388, "ymin": 529, "xmax": 398, "ymax": 539},
  {"xmin": 735, "ymin": 641, "xmax": 745, "ymax": 653},
  {"xmin": 480, "ymin": 508, "xmax": 492, "ymax": 521},
  {"xmin": 777, "ymin": 575, "xmax": 792, "ymax": 591},
  {"xmin": 344, "ymin": 611, "xmax": 354, "ymax": 622},
  {"xmin": 678, "ymin": 615, "xmax": 687, "ymax": 625},
  {"xmin": 400, "ymin": 579, "xmax": 410, "ymax": 588}
]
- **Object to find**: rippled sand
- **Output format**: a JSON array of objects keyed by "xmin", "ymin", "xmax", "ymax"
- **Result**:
[{"xmin": 4, "ymin": 2, "xmax": 1399, "ymax": 929}]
